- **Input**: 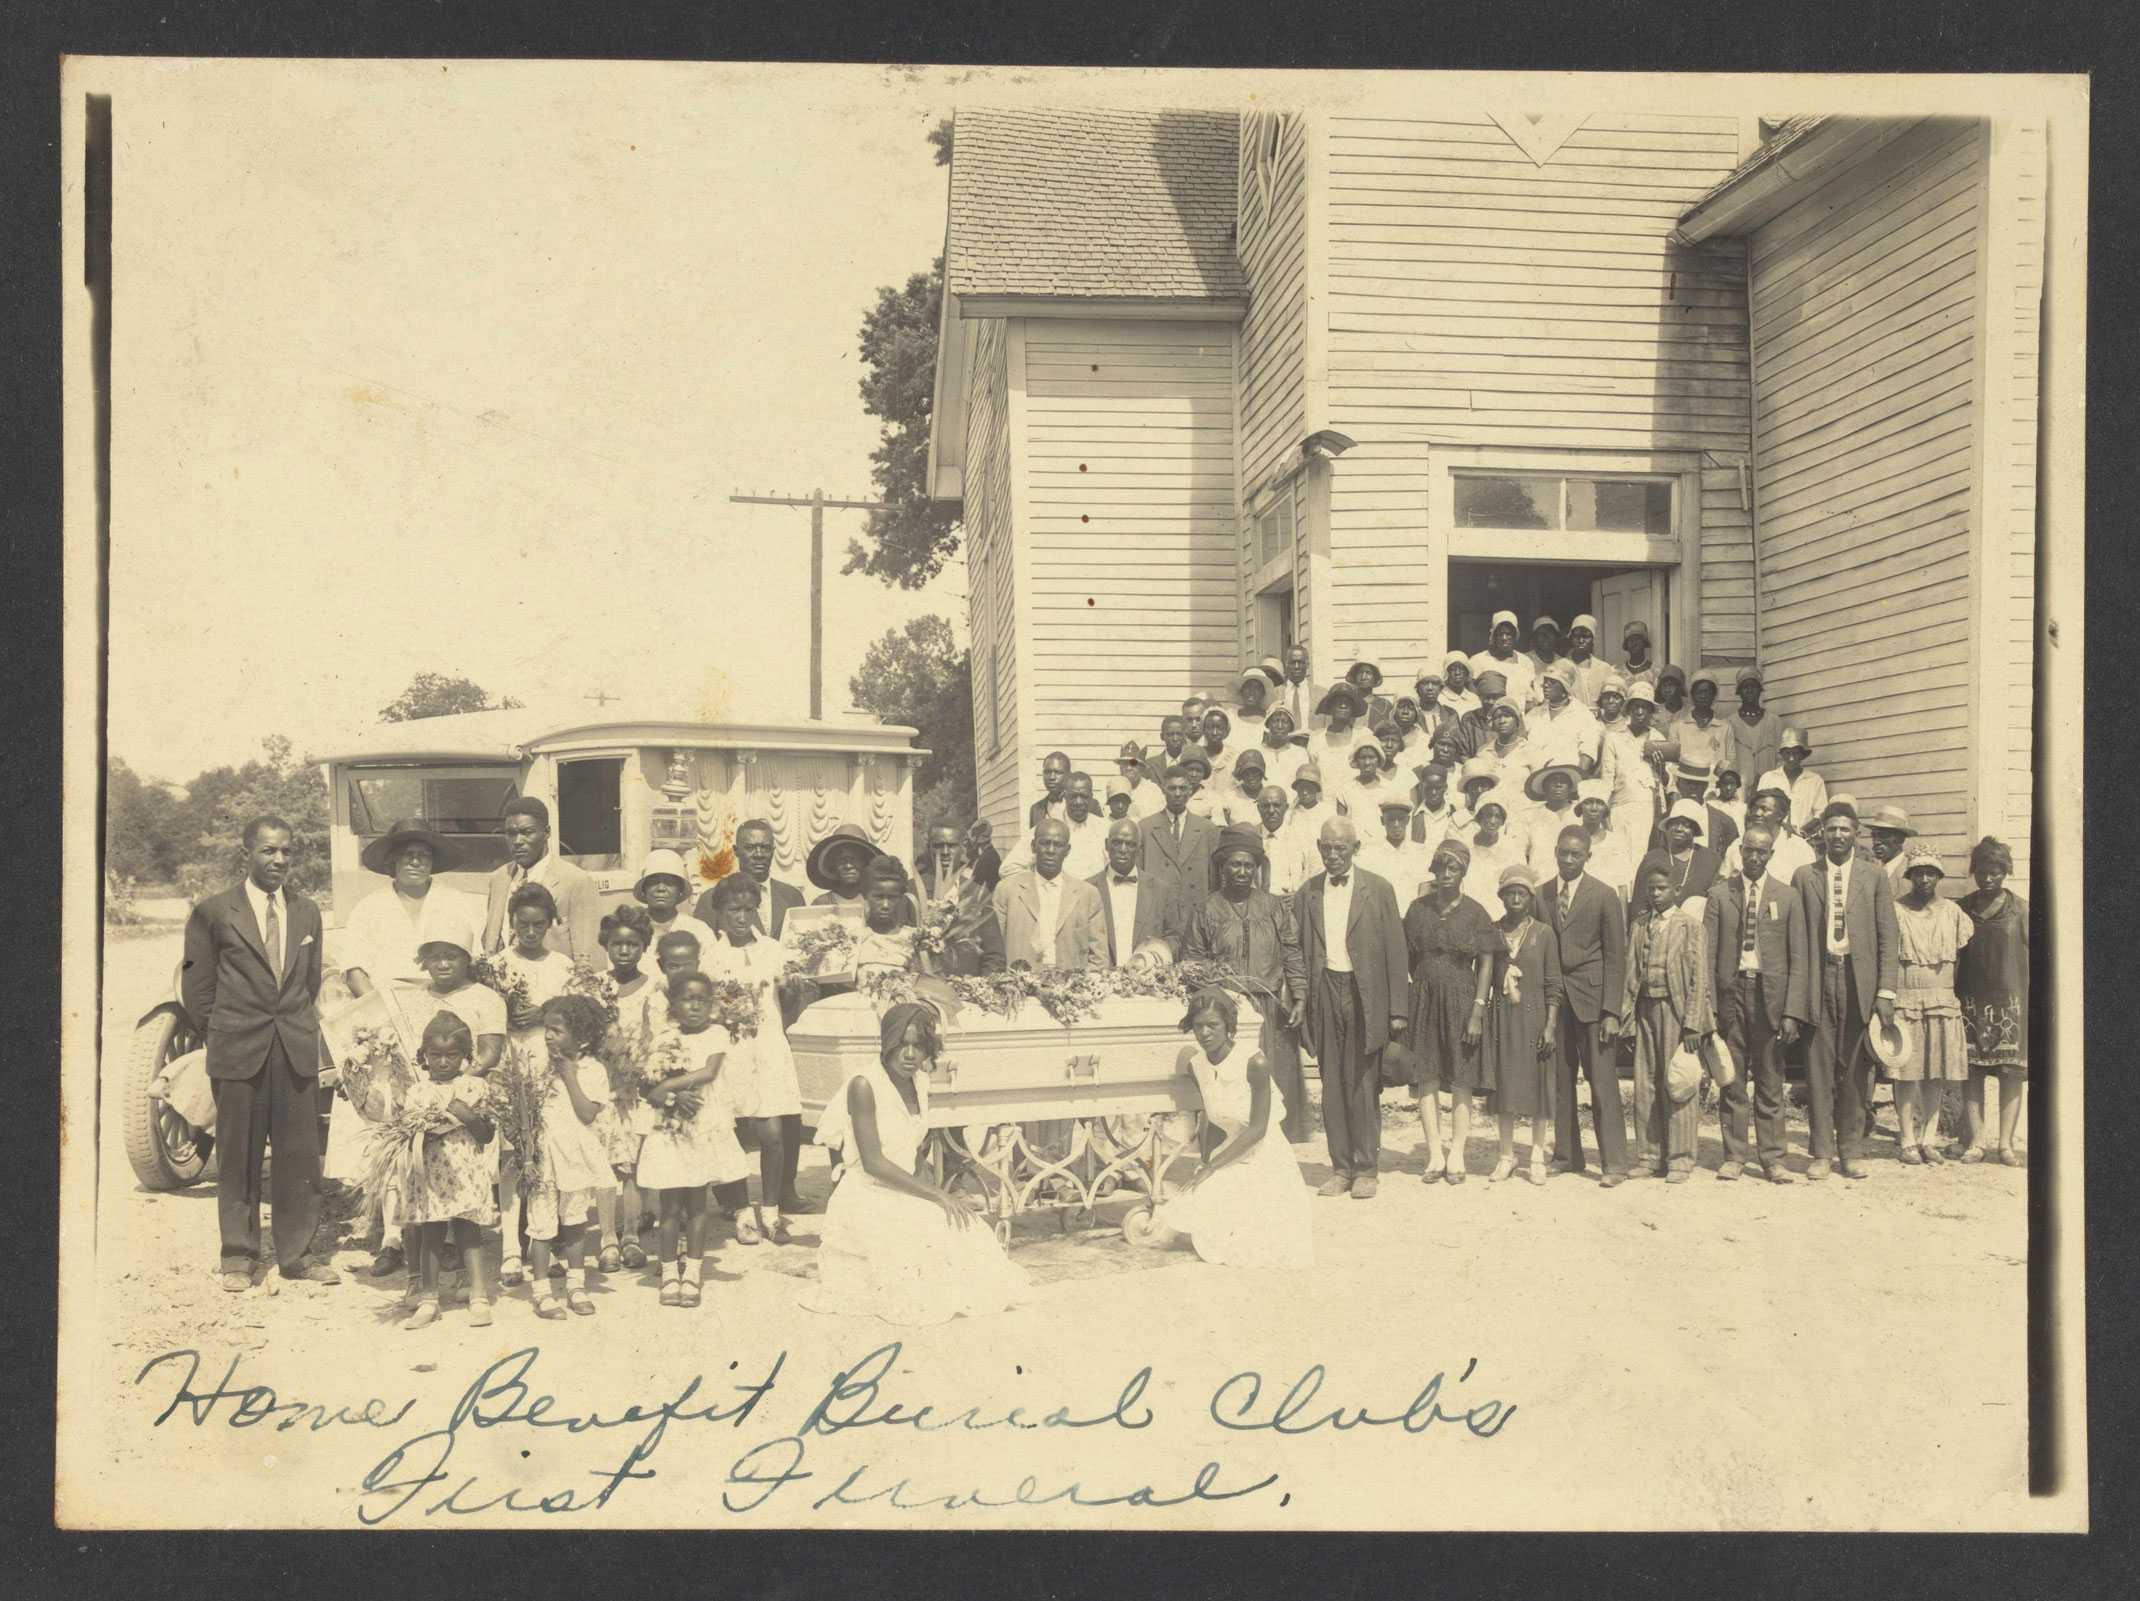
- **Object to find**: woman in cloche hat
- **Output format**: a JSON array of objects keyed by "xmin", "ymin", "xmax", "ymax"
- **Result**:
[{"xmin": 1888, "ymin": 844, "xmax": 1972, "ymax": 1167}]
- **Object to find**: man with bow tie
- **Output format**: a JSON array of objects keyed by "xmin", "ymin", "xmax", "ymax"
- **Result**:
[
  {"xmin": 1293, "ymin": 816, "xmax": 1411, "ymax": 1199},
  {"xmin": 1090, "ymin": 818, "xmax": 1190, "ymax": 966},
  {"xmin": 181, "ymin": 815, "xmax": 339, "ymax": 1292}
]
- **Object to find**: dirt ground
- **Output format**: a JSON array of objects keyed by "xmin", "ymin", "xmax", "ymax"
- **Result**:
[{"xmin": 67, "ymin": 927, "xmax": 2037, "ymax": 1531}]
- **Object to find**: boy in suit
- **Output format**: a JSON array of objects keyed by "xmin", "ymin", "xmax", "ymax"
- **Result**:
[
  {"xmin": 1784, "ymin": 801, "xmax": 1901, "ymax": 1180},
  {"xmin": 1536, "ymin": 826, "xmax": 1632, "ymax": 1186},
  {"xmin": 180, "ymin": 815, "xmax": 339, "ymax": 1291},
  {"xmin": 1704, "ymin": 820, "xmax": 1802, "ymax": 1182}
]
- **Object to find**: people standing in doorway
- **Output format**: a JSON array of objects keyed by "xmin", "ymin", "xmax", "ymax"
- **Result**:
[
  {"xmin": 1470, "ymin": 610, "xmax": 1537, "ymax": 712},
  {"xmin": 1618, "ymin": 620, "xmax": 1660, "ymax": 681},
  {"xmin": 1563, "ymin": 614, "xmax": 1613, "ymax": 711},
  {"xmin": 1956, "ymin": 836, "xmax": 2028, "ymax": 1166}
]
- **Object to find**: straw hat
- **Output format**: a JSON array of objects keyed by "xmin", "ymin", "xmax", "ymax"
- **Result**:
[
  {"xmin": 1524, "ymin": 762, "xmax": 1582, "ymax": 803},
  {"xmin": 1667, "ymin": 1041, "xmax": 1705, "ymax": 1104},
  {"xmin": 1866, "ymin": 1012, "xmax": 1917, "ymax": 1070}
]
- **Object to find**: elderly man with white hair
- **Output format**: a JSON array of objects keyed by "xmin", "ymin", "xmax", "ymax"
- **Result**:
[{"xmin": 1291, "ymin": 814, "xmax": 1412, "ymax": 1200}]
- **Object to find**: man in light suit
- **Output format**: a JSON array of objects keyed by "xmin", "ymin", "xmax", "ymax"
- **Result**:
[
  {"xmin": 1138, "ymin": 766, "xmax": 1221, "ymax": 909},
  {"xmin": 992, "ymin": 818, "xmax": 1107, "ymax": 970},
  {"xmin": 1704, "ymin": 820, "xmax": 1802, "ymax": 1184},
  {"xmin": 1784, "ymin": 800, "xmax": 1901, "ymax": 1180},
  {"xmin": 1276, "ymin": 642, "xmax": 1325, "ymax": 735},
  {"xmin": 1294, "ymin": 815, "xmax": 1411, "ymax": 1200},
  {"xmin": 1091, "ymin": 819, "xmax": 1190, "ymax": 965},
  {"xmin": 1537, "ymin": 826, "xmax": 1632, "ymax": 1186},
  {"xmin": 483, "ymin": 797, "xmax": 601, "ymax": 960},
  {"xmin": 694, "ymin": 817, "xmax": 804, "ymax": 939},
  {"xmin": 180, "ymin": 815, "xmax": 339, "ymax": 1291}
]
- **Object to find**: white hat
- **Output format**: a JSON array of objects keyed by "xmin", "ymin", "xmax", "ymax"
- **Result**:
[
  {"xmin": 1665, "ymin": 797, "xmax": 1708, "ymax": 837},
  {"xmin": 1569, "ymin": 613, "xmax": 1600, "ymax": 634},
  {"xmin": 1490, "ymin": 609, "xmax": 1519, "ymax": 632},
  {"xmin": 413, "ymin": 899, "xmax": 483, "ymax": 958}
]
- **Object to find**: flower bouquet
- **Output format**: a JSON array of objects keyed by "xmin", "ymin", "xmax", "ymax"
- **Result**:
[
  {"xmin": 639, "ymin": 1028, "xmax": 707, "ymax": 1136},
  {"xmin": 780, "ymin": 917, "xmax": 859, "ymax": 982},
  {"xmin": 489, "ymin": 1057, "xmax": 546, "ymax": 1181},
  {"xmin": 706, "ymin": 976, "xmax": 761, "ymax": 1041},
  {"xmin": 357, "ymin": 1091, "xmax": 459, "ymax": 1223},
  {"xmin": 564, "ymin": 960, "xmax": 621, "ymax": 1030},
  {"xmin": 337, "ymin": 1024, "xmax": 415, "ymax": 1119},
  {"xmin": 471, "ymin": 954, "xmax": 534, "ymax": 1021}
]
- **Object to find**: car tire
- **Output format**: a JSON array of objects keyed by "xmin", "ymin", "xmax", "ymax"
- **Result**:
[{"xmin": 125, "ymin": 1011, "xmax": 213, "ymax": 1191}]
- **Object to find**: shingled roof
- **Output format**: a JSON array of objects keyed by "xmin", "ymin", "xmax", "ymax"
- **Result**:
[{"xmin": 945, "ymin": 107, "xmax": 1245, "ymax": 301}]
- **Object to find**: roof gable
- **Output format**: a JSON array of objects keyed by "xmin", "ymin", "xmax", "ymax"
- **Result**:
[{"xmin": 945, "ymin": 107, "xmax": 1245, "ymax": 301}]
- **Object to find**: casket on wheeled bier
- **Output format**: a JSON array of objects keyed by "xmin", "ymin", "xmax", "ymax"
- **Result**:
[{"xmin": 789, "ymin": 989, "xmax": 1264, "ymax": 1130}]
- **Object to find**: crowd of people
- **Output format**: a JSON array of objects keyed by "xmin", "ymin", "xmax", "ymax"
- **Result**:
[{"xmin": 183, "ymin": 615, "xmax": 2028, "ymax": 1326}]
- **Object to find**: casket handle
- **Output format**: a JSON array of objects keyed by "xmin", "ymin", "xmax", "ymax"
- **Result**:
[
  {"xmin": 1065, "ymin": 1053, "xmax": 1099, "ymax": 1082},
  {"xmin": 934, "ymin": 1059, "xmax": 958, "ymax": 1086}
]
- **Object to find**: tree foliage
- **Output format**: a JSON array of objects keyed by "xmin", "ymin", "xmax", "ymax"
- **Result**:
[
  {"xmin": 843, "ymin": 120, "xmax": 962, "ymax": 590},
  {"xmin": 379, "ymin": 672, "xmax": 524, "ymax": 723},
  {"xmin": 848, "ymin": 614, "xmax": 975, "ymax": 855}
]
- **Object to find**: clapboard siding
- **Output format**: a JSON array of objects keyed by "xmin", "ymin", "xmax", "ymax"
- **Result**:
[
  {"xmin": 1749, "ymin": 119, "xmax": 1983, "ymax": 863},
  {"xmin": 1994, "ymin": 120, "xmax": 2045, "ymax": 887},
  {"xmin": 962, "ymin": 317, "xmax": 1021, "ymax": 839},
  {"xmin": 1321, "ymin": 111, "xmax": 1752, "ymax": 688},
  {"xmin": 1237, "ymin": 111, "xmax": 1310, "ymax": 649},
  {"xmin": 1023, "ymin": 319, "xmax": 1238, "ymax": 778}
]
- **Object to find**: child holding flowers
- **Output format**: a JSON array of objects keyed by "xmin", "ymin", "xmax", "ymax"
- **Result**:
[
  {"xmin": 594, "ymin": 904, "xmax": 659, "ymax": 1270},
  {"xmin": 524, "ymin": 993, "xmax": 615, "ymax": 1319},
  {"xmin": 384, "ymin": 1011, "xmax": 499, "ymax": 1330},
  {"xmin": 636, "ymin": 970, "xmax": 750, "ymax": 1308}
]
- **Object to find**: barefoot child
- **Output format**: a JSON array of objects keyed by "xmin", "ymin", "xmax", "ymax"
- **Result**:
[
  {"xmin": 636, "ymin": 971, "xmax": 750, "ymax": 1308},
  {"xmin": 395, "ymin": 1012, "xmax": 499, "ymax": 1330},
  {"xmin": 525, "ymin": 993, "xmax": 615, "ymax": 1318},
  {"xmin": 595, "ymin": 905, "xmax": 659, "ymax": 1271},
  {"xmin": 491, "ymin": 884, "xmax": 578, "ymax": 1288}
]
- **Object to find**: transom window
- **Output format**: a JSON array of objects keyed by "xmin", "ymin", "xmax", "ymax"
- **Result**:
[{"xmin": 1452, "ymin": 472, "xmax": 1673, "ymax": 536}]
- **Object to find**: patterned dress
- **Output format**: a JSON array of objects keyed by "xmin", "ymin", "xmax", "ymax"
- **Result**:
[
  {"xmin": 1956, "ymin": 889, "xmax": 2029, "ymax": 1075},
  {"xmin": 1891, "ymin": 896, "xmax": 1973, "ymax": 1082},
  {"xmin": 391, "ymin": 1075, "xmax": 498, "ymax": 1227}
]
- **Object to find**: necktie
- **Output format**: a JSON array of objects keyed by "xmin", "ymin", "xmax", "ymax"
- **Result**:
[
  {"xmin": 1742, "ymin": 879, "xmax": 1758, "ymax": 959},
  {"xmin": 1556, "ymin": 884, "xmax": 1569, "ymax": 931},
  {"xmin": 263, "ymin": 893, "xmax": 282, "ymax": 978},
  {"xmin": 1329, "ymin": 874, "xmax": 1348, "ymax": 887},
  {"xmin": 1172, "ymin": 814, "xmax": 1183, "ymax": 843},
  {"xmin": 1114, "ymin": 875, "xmax": 1137, "ymax": 885},
  {"xmin": 1831, "ymin": 865, "xmax": 1846, "ymax": 943}
]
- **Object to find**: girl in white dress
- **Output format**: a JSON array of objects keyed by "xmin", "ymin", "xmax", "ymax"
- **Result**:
[
  {"xmin": 595, "ymin": 905, "xmax": 660, "ymax": 1270},
  {"xmin": 1149, "ymin": 989, "xmax": 1314, "ymax": 1269},
  {"xmin": 805, "ymin": 1002, "xmax": 1030, "ymax": 1325},
  {"xmin": 636, "ymin": 971, "xmax": 751, "ymax": 1309},
  {"xmin": 703, "ymin": 874, "xmax": 805, "ymax": 1246},
  {"xmin": 526, "ymin": 994, "xmax": 615, "ymax": 1319},
  {"xmin": 491, "ymin": 883, "xmax": 580, "ymax": 1289}
]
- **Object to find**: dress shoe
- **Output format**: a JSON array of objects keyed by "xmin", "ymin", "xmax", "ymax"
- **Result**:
[
  {"xmin": 368, "ymin": 1246, "xmax": 405, "ymax": 1277},
  {"xmin": 1806, "ymin": 1161, "xmax": 1830, "ymax": 1181},
  {"xmin": 1717, "ymin": 1160, "xmax": 1743, "ymax": 1181},
  {"xmin": 1665, "ymin": 1166, "xmax": 1691, "ymax": 1184},
  {"xmin": 1350, "ymin": 1174, "xmax": 1378, "ymax": 1200},
  {"xmin": 1317, "ymin": 1174, "xmax": 1352, "ymax": 1197},
  {"xmin": 1837, "ymin": 1159, "xmax": 1869, "ymax": 1180},
  {"xmin": 778, "ymin": 1193, "xmax": 817, "ymax": 1214},
  {"xmin": 1598, "ymin": 1172, "xmax": 1627, "ymax": 1190},
  {"xmin": 219, "ymin": 1266, "xmax": 252, "ymax": 1294},
  {"xmin": 281, "ymin": 1259, "xmax": 342, "ymax": 1285},
  {"xmin": 1760, "ymin": 1164, "xmax": 1798, "ymax": 1185}
]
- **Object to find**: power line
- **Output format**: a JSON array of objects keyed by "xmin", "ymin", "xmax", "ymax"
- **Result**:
[{"xmin": 730, "ymin": 489, "xmax": 888, "ymax": 720}]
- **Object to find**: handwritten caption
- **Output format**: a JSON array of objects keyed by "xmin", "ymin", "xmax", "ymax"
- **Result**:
[{"xmin": 135, "ymin": 1343, "xmax": 1515, "ymax": 1523}]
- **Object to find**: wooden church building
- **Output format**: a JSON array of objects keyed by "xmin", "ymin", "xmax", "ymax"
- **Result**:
[{"xmin": 926, "ymin": 105, "xmax": 2046, "ymax": 877}]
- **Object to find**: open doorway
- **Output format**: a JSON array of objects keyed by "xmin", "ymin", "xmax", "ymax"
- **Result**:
[{"xmin": 1448, "ymin": 559, "xmax": 1673, "ymax": 663}]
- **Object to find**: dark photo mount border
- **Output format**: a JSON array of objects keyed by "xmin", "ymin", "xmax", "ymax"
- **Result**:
[{"xmin": 4, "ymin": 2, "xmax": 2134, "ymax": 1595}]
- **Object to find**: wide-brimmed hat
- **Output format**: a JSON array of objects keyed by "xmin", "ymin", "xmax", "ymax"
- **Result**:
[
  {"xmin": 361, "ymin": 819, "xmax": 462, "ymax": 876},
  {"xmin": 1864, "ymin": 803, "xmax": 1917, "ymax": 837},
  {"xmin": 1866, "ymin": 1012, "xmax": 1917, "ymax": 1070},
  {"xmin": 804, "ymin": 823, "xmax": 883, "ymax": 891},
  {"xmin": 1663, "ymin": 797, "xmax": 1708, "ymax": 837},
  {"xmin": 1316, "ymin": 683, "xmax": 1367, "ymax": 719},
  {"xmin": 1524, "ymin": 762, "xmax": 1582, "ymax": 803},
  {"xmin": 635, "ymin": 848, "xmax": 698, "ymax": 900},
  {"xmin": 1669, "ymin": 760, "xmax": 1714, "ymax": 795},
  {"xmin": 1458, "ymin": 756, "xmax": 1500, "ymax": 793},
  {"xmin": 1256, "ymin": 655, "xmax": 1286, "ymax": 685},
  {"xmin": 1210, "ymin": 826, "xmax": 1268, "ymax": 871}
]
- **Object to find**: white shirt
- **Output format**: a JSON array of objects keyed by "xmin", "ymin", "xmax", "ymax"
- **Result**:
[
  {"xmin": 1120, "ymin": 778, "xmax": 1168, "ymax": 820},
  {"xmin": 1322, "ymin": 869, "xmax": 1356, "ymax": 972},
  {"xmin": 1103, "ymin": 871, "xmax": 1142, "ymax": 967},
  {"xmin": 1722, "ymin": 831, "xmax": 1813, "ymax": 886},
  {"xmin": 1261, "ymin": 820, "xmax": 1315, "ymax": 897},
  {"xmin": 1756, "ymin": 766, "xmax": 1830, "ymax": 835},
  {"xmin": 242, "ymin": 878, "xmax": 287, "ymax": 976},
  {"xmin": 345, "ymin": 883, "xmax": 484, "ymax": 990},
  {"xmin": 1468, "ymin": 649, "xmax": 1536, "ymax": 712},
  {"xmin": 1524, "ymin": 806, "xmax": 1583, "ymax": 883},
  {"xmin": 1279, "ymin": 677, "xmax": 1320, "ymax": 730},
  {"xmin": 1257, "ymin": 741, "xmax": 1306, "ymax": 791},
  {"xmin": 1529, "ymin": 700, "xmax": 1603, "ymax": 775},
  {"xmin": 1356, "ymin": 837, "xmax": 1434, "ymax": 909},
  {"xmin": 1030, "ymin": 871, "xmax": 1065, "ymax": 967},
  {"xmin": 1062, "ymin": 812, "xmax": 1110, "ymax": 880}
]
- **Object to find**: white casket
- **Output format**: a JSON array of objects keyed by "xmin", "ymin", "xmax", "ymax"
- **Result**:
[{"xmin": 789, "ymin": 989, "xmax": 1261, "ymax": 1129}]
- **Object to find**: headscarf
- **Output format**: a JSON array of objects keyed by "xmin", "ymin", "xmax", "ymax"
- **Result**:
[
  {"xmin": 879, "ymin": 1000, "xmax": 942, "ymax": 1066},
  {"xmin": 1431, "ymin": 838, "xmax": 1473, "ymax": 874}
]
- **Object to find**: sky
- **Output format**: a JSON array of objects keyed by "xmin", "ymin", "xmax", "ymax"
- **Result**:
[{"xmin": 104, "ymin": 61, "xmax": 966, "ymax": 782}]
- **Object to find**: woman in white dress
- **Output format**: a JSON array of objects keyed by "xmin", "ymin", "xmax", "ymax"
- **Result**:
[
  {"xmin": 1147, "ymin": 989, "xmax": 1313, "ymax": 1269},
  {"xmin": 704, "ymin": 873, "xmax": 806, "ymax": 1245},
  {"xmin": 805, "ymin": 1002, "xmax": 1030, "ymax": 1325}
]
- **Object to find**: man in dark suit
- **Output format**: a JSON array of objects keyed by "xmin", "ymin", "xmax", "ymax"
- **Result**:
[
  {"xmin": 180, "ymin": 815, "xmax": 339, "ymax": 1291},
  {"xmin": 1027, "ymin": 750, "xmax": 1073, "ymax": 830},
  {"xmin": 1537, "ymin": 826, "xmax": 1632, "ymax": 1186},
  {"xmin": 482, "ymin": 797, "xmax": 601, "ymax": 960},
  {"xmin": 1139, "ymin": 766, "xmax": 1220, "ymax": 908},
  {"xmin": 1091, "ymin": 819, "xmax": 1190, "ymax": 965},
  {"xmin": 694, "ymin": 817, "xmax": 803, "ymax": 938},
  {"xmin": 1784, "ymin": 801, "xmax": 1901, "ymax": 1181},
  {"xmin": 1704, "ymin": 820, "xmax": 1802, "ymax": 1184},
  {"xmin": 1293, "ymin": 815, "xmax": 1410, "ymax": 1200}
]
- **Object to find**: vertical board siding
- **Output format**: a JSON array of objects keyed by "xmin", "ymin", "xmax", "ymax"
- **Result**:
[
  {"xmin": 962, "ymin": 317, "xmax": 1021, "ymax": 839},
  {"xmin": 1998, "ymin": 121, "xmax": 2045, "ymax": 887},
  {"xmin": 1749, "ymin": 119, "xmax": 1984, "ymax": 859},
  {"xmin": 1237, "ymin": 111, "xmax": 1311, "ymax": 648},
  {"xmin": 1023, "ymin": 319, "xmax": 1239, "ymax": 779},
  {"xmin": 1321, "ymin": 111, "xmax": 1752, "ymax": 686}
]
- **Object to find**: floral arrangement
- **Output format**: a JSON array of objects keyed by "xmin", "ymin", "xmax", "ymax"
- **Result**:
[
  {"xmin": 857, "ymin": 957, "xmax": 1271, "ymax": 1030},
  {"xmin": 470, "ymin": 955, "xmax": 533, "ymax": 1018},
  {"xmin": 706, "ymin": 976, "xmax": 762, "ymax": 1041},
  {"xmin": 488, "ymin": 1058, "xmax": 546, "ymax": 1180},
  {"xmin": 912, "ymin": 897, "xmax": 962, "ymax": 965},
  {"xmin": 356, "ymin": 1091, "xmax": 460, "ymax": 1219},
  {"xmin": 563, "ymin": 960, "xmax": 621, "ymax": 1030},
  {"xmin": 639, "ymin": 1028, "xmax": 708, "ymax": 1136},
  {"xmin": 781, "ymin": 919, "xmax": 859, "ymax": 980},
  {"xmin": 337, "ymin": 1024, "xmax": 415, "ymax": 1117},
  {"xmin": 600, "ymin": 1018, "xmax": 648, "ymax": 1119}
]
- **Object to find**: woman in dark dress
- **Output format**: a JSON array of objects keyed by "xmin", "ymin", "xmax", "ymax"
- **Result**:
[
  {"xmin": 1403, "ymin": 839, "xmax": 1497, "ymax": 1185},
  {"xmin": 1481, "ymin": 865, "xmax": 1562, "ymax": 1185},
  {"xmin": 1955, "ymin": 835, "xmax": 2029, "ymax": 1166}
]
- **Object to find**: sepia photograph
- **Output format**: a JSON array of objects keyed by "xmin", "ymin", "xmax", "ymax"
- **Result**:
[{"xmin": 55, "ymin": 60, "xmax": 2088, "ymax": 1531}]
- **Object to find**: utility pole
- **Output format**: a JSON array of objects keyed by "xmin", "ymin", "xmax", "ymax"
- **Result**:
[
  {"xmin": 584, "ymin": 690, "xmax": 619, "ymax": 708},
  {"xmin": 729, "ymin": 489, "xmax": 887, "ymax": 720}
]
